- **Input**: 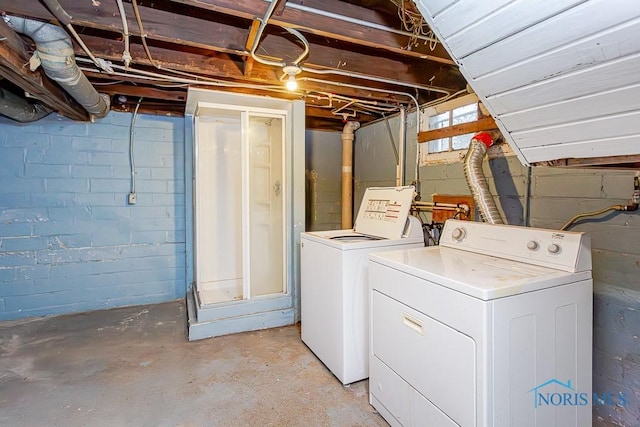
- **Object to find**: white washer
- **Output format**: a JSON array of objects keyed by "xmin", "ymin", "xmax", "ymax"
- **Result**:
[
  {"xmin": 300, "ymin": 186, "xmax": 424, "ymax": 385},
  {"xmin": 369, "ymin": 219, "xmax": 593, "ymax": 427}
]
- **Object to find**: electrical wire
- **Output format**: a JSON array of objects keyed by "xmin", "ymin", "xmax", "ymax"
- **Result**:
[
  {"xmin": 299, "ymin": 77, "xmax": 420, "ymax": 119},
  {"xmin": 310, "ymin": 92, "xmax": 400, "ymax": 109},
  {"xmin": 115, "ymin": 0, "xmax": 132, "ymax": 68},
  {"xmin": 40, "ymin": 0, "xmax": 114, "ymax": 73},
  {"xmin": 390, "ymin": 0, "xmax": 438, "ymax": 50},
  {"xmin": 131, "ymin": 0, "xmax": 235, "ymax": 83},
  {"xmin": 249, "ymin": 0, "xmax": 309, "ymax": 67},
  {"xmin": 66, "ymin": 25, "xmax": 114, "ymax": 73},
  {"xmin": 382, "ymin": 113, "xmax": 400, "ymax": 164},
  {"xmin": 300, "ymin": 66, "xmax": 451, "ymax": 96},
  {"xmin": 131, "ymin": 0, "xmax": 157, "ymax": 68},
  {"xmin": 129, "ymin": 97, "xmax": 143, "ymax": 195},
  {"xmin": 77, "ymin": 59, "xmax": 288, "ymax": 90},
  {"xmin": 91, "ymin": 80, "xmax": 126, "ymax": 86},
  {"xmin": 77, "ymin": 59, "xmax": 411, "ymax": 119}
]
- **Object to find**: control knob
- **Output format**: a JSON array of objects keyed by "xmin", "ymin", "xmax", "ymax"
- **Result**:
[
  {"xmin": 527, "ymin": 241, "xmax": 539, "ymax": 251},
  {"xmin": 547, "ymin": 243, "xmax": 561, "ymax": 254},
  {"xmin": 451, "ymin": 227, "xmax": 466, "ymax": 241}
]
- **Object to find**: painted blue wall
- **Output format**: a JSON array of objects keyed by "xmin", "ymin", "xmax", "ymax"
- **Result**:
[{"xmin": 0, "ymin": 112, "xmax": 186, "ymax": 320}]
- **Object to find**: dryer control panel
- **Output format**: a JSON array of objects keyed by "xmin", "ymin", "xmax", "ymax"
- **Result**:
[{"xmin": 440, "ymin": 219, "xmax": 591, "ymax": 273}]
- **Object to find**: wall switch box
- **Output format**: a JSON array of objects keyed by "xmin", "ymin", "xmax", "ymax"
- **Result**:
[{"xmin": 128, "ymin": 192, "xmax": 137, "ymax": 205}]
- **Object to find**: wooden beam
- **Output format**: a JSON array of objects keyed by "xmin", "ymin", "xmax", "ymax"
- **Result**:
[
  {"xmin": 0, "ymin": 20, "xmax": 89, "ymax": 121},
  {"xmin": 418, "ymin": 116, "xmax": 498, "ymax": 143},
  {"xmin": 77, "ymin": 36, "xmax": 425, "ymax": 104},
  {"xmin": 0, "ymin": 15, "xmax": 30, "ymax": 56},
  {"xmin": 243, "ymin": 20, "xmax": 261, "ymax": 77},
  {"xmin": 305, "ymin": 116, "xmax": 348, "ymax": 131},
  {"xmin": 1, "ymin": 1, "xmax": 463, "ymax": 91},
  {"xmin": 169, "ymin": 0, "xmax": 454, "ymax": 62},
  {"xmin": 92, "ymin": 84, "xmax": 187, "ymax": 102},
  {"xmin": 273, "ymin": 0, "xmax": 288, "ymax": 17}
]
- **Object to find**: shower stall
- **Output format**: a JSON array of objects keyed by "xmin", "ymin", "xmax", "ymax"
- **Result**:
[{"xmin": 185, "ymin": 89, "xmax": 305, "ymax": 340}]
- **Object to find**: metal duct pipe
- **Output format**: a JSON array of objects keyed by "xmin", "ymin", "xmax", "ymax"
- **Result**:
[
  {"xmin": 342, "ymin": 121, "xmax": 360, "ymax": 229},
  {"xmin": 4, "ymin": 15, "xmax": 110, "ymax": 119},
  {"xmin": 463, "ymin": 132, "xmax": 504, "ymax": 224},
  {"xmin": 0, "ymin": 88, "xmax": 52, "ymax": 122}
]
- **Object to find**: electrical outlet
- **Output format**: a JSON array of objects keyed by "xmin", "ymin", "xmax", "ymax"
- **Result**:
[{"xmin": 128, "ymin": 192, "xmax": 137, "ymax": 205}]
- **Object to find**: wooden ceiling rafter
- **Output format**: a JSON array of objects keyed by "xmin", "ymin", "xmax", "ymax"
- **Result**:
[
  {"xmin": 170, "ymin": 0, "xmax": 454, "ymax": 62},
  {"xmin": 1, "ymin": 0, "xmax": 463, "ymax": 88},
  {"xmin": 0, "ymin": 0, "xmax": 466, "ymax": 129}
]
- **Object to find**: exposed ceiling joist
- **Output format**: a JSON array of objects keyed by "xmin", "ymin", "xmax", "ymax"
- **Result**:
[{"xmin": 0, "ymin": 0, "xmax": 467, "ymax": 129}]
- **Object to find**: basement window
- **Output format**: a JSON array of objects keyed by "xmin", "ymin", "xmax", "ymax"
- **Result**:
[
  {"xmin": 418, "ymin": 94, "xmax": 480, "ymax": 165},
  {"xmin": 427, "ymin": 103, "xmax": 478, "ymax": 153}
]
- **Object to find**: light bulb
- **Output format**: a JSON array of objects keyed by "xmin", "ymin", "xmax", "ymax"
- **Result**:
[{"xmin": 286, "ymin": 75, "xmax": 298, "ymax": 91}]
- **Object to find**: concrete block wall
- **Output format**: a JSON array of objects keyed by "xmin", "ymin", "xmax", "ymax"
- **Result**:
[
  {"xmin": 355, "ymin": 116, "xmax": 640, "ymax": 426},
  {"xmin": 354, "ymin": 113, "xmax": 419, "ymax": 216},
  {"xmin": 529, "ymin": 167, "xmax": 640, "ymax": 427},
  {"xmin": 0, "ymin": 112, "xmax": 186, "ymax": 320},
  {"xmin": 305, "ymin": 130, "xmax": 342, "ymax": 231}
]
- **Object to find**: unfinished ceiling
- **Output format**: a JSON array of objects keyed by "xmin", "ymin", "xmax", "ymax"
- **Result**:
[{"xmin": 0, "ymin": 0, "xmax": 467, "ymax": 130}]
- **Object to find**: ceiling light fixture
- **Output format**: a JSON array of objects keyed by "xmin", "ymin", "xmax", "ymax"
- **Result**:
[{"xmin": 283, "ymin": 64, "xmax": 301, "ymax": 91}]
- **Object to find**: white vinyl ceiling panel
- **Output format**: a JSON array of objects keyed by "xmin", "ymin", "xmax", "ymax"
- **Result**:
[
  {"xmin": 417, "ymin": 0, "xmax": 640, "ymax": 164},
  {"xmin": 460, "ymin": 0, "xmax": 637, "ymax": 77},
  {"xmin": 512, "ymin": 111, "xmax": 640, "ymax": 148},
  {"xmin": 487, "ymin": 54, "xmax": 640, "ymax": 114},
  {"xmin": 474, "ymin": 20, "xmax": 640, "ymax": 97},
  {"xmin": 499, "ymin": 85, "xmax": 640, "ymax": 130},
  {"xmin": 522, "ymin": 135, "xmax": 640, "ymax": 163},
  {"xmin": 440, "ymin": 0, "xmax": 585, "ymax": 58}
]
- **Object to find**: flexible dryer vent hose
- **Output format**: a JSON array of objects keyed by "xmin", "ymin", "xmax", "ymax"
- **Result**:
[
  {"xmin": 4, "ymin": 15, "xmax": 110, "ymax": 119},
  {"xmin": 463, "ymin": 132, "xmax": 504, "ymax": 224}
]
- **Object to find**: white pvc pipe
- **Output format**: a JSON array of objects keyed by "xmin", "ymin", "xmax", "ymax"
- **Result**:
[
  {"xmin": 397, "ymin": 107, "xmax": 406, "ymax": 186},
  {"xmin": 341, "ymin": 121, "xmax": 360, "ymax": 229}
]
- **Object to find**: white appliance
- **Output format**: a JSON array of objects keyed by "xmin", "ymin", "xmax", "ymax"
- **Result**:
[
  {"xmin": 300, "ymin": 186, "xmax": 424, "ymax": 385},
  {"xmin": 369, "ymin": 219, "xmax": 593, "ymax": 427}
]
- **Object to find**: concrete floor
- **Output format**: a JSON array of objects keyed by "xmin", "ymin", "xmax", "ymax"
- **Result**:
[{"xmin": 0, "ymin": 301, "xmax": 388, "ymax": 427}]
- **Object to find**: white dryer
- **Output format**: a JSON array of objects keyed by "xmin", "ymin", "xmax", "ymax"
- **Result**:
[
  {"xmin": 300, "ymin": 186, "xmax": 424, "ymax": 385},
  {"xmin": 369, "ymin": 219, "xmax": 593, "ymax": 427}
]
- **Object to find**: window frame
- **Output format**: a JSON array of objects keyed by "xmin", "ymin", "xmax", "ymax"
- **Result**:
[{"xmin": 419, "ymin": 93, "xmax": 481, "ymax": 165}]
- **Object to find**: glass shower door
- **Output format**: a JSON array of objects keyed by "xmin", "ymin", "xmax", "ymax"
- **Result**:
[
  {"xmin": 194, "ymin": 111, "xmax": 285, "ymax": 306},
  {"xmin": 195, "ymin": 112, "xmax": 243, "ymax": 304},
  {"xmin": 246, "ymin": 114, "xmax": 285, "ymax": 298}
]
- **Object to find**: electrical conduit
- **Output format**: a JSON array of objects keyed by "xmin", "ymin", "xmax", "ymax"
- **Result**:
[
  {"xmin": 342, "ymin": 121, "xmax": 360, "ymax": 229},
  {"xmin": 463, "ymin": 132, "xmax": 504, "ymax": 224}
]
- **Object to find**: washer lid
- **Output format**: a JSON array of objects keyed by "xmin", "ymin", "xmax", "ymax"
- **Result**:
[
  {"xmin": 353, "ymin": 186, "xmax": 415, "ymax": 239},
  {"xmin": 370, "ymin": 246, "xmax": 592, "ymax": 301},
  {"xmin": 301, "ymin": 229, "xmax": 423, "ymax": 250}
]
